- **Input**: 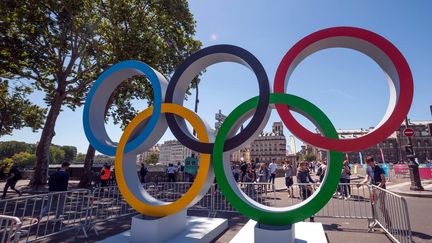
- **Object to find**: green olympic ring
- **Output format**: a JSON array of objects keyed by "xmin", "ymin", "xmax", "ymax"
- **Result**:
[{"xmin": 213, "ymin": 93, "xmax": 343, "ymax": 225}]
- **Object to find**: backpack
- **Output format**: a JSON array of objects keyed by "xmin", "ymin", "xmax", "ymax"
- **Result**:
[{"xmin": 373, "ymin": 165, "xmax": 384, "ymax": 185}]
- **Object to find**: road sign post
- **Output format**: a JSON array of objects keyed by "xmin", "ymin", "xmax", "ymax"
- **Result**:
[
  {"xmin": 404, "ymin": 118, "xmax": 424, "ymax": 191},
  {"xmin": 403, "ymin": 128, "xmax": 414, "ymax": 137}
]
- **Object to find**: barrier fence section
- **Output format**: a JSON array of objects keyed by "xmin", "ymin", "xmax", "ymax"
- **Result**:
[
  {"xmin": 0, "ymin": 182, "xmax": 412, "ymax": 243},
  {"xmin": 0, "ymin": 189, "xmax": 90, "ymax": 242},
  {"xmin": 370, "ymin": 185, "xmax": 412, "ymax": 243},
  {"xmin": 0, "ymin": 215, "xmax": 21, "ymax": 243}
]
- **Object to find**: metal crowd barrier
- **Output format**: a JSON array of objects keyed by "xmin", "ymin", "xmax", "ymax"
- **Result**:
[
  {"xmin": 370, "ymin": 185, "xmax": 412, "ymax": 243},
  {"xmin": 211, "ymin": 182, "xmax": 276, "ymax": 213},
  {"xmin": 0, "ymin": 182, "xmax": 412, "ymax": 243},
  {"xmin": 0, "ymin": 215, "xmax": 21, "ymax": 243},
  {"xmin": 0, "ymin": 189, "xmax": 90, "ymax": 242}
]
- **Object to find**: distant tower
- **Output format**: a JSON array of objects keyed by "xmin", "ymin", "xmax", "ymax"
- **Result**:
[
  {"xmin": 272, "ymin": 121, "xmax": 283, "ymax": 135},
  {"xmin": 289, "ymin": 135, "xmax": 297, "ymax": 154},
  {"xmin": 215, "ymin": 109, "xmax": 227, "ymax": 131}
]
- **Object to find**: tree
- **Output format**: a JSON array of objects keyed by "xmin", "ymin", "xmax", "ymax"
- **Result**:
[
  {"xmin": 11, "ymin": 151, "xmax": 36, "ymax": 168},
  {"xmin": 78, "ymin": 0, "xmax": 201, "ymax": 187},
  {"xmin": 144, "ymin": 153, "xmax": 159, "ymax": 165},
  {"xmin": 1, "ymin": 0, "xmax": 201, "ymax": 187},
  {"xmin": 49, "ymin": 146, "xmax": 65, "ymax": 164},
  {"xmin": 0, "ymin": 0, "xmax": 105, "ymax": 186},
  {"xmin": 0, "ymin": 79, "xmax": 46, "ymax": 136},
  {"xmin": 0, "ymin": 157, "xmax": 14, "ymax": 172},
  {"xmin": 74, "ymin": 153, "xmax": 86, "ymax": 163},
  {"xmin": 61, "ymin": 145, "xmax": 77, "ymax": 162},
  {"xmin": 0, "ymin": 141, "xmax": 32, "ymax": 160},
  {"xmin": 303, "ymin": 152, "xmax": 317, "ymax": 162}
]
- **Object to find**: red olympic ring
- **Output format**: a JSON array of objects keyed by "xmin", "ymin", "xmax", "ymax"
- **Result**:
[{"xmin": 274, "ymin": 26, "xmax": 413, "ymax": 152}]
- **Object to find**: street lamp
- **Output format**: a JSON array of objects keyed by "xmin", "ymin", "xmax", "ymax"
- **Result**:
[{"xmin": 404, "ymin": 117, "xmax": 424, "ymax": 191}]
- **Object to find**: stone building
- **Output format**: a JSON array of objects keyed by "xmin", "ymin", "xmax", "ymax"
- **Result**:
[
  {"xmin": 250, "ymin": 122, "xmax": 287, "ymax": 163},
  {"xmin": 309, "ymin": 120, "xmax": 432, "ymax": 163},
  {"xmin": 158, "ymin": 140, "xmax": 194, "ymax": 165},
  {"xmin": 230, "ymin": 145, "xmax": 251, "ymax": 163},
  {"xmin": 136, "ymin": 145, "xmax": 160, "ymax": 165}
]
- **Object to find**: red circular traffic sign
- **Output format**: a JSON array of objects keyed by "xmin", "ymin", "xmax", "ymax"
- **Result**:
[{"xmin": 403, "ymin": 128, "xmax": 414, "ymax": 137}]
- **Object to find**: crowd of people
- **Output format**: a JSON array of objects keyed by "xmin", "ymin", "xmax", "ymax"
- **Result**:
[
  {"xmin": 1, "ymin": 155, "xmax": 388, "ymax": 202},
  {"xmin": 231, "ymin": 156, "xmax": 387, "ymax": 201}
]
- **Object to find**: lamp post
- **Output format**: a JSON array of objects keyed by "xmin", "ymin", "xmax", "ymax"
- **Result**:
[{"xmin": 404, "ymin": 117, "xmax": 424, "ymax": 191}]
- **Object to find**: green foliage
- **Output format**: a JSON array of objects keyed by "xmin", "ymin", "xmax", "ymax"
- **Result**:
[
  {"xmin": 0, "ymin": 0, "xmax": 201, "ymax": 127},
  {"xmin": 11, "ymin": 151, "xmax": 36, "ymax": 167},
  {"xmin": 49, "ymin": 146, "xmax": 65, "ymax": 164},
  {"xmin": 0, "ymin": 0, "xmax": 202, "ymax": 185},
  {"xmin": 74, "ymin": 153, "xmax": 85, "ymax": 163},
  {"xmin": 0, "ymin": 157, "xmax": 14, "ymax": 172},
  {"xmin": 0, "ymin": 80, "xmax": 46, "ymax": 136},
  {"xmin": 94, "ymin": 155, "xmax": 114, "ymax": 165},
  {"xmin": 61, "ymin": 145, "xmax": 77, "ymax": 162},
  {"xmin": 0, "ymin": 141, "xmax": 33, "ymax": 159},
  {"xmin": 144, "ymin": 153, "xmax": 159, "ymax": 165},
  {"xmin": 302, "ymin": 153, "xmax": 317, "ymax": 162}
]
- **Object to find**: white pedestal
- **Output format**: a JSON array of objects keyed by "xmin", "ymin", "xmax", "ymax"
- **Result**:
[
  {"xmin": 255, "ymin": 223, "xmax": 295, "ymax": 243},
  {"xmin": 99, "ymin": 215, "xmax": 228, "ymax": 243},
  {"xmin": 230, "ymin": 220, "xmax": 327, "ymax": 243},
  {"xmin": 130, "ymin": 210, "xmax": 187, "ymax": 243}
]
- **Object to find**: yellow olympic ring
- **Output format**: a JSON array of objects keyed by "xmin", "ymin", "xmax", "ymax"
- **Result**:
[{"xmin": 115, "ymin": 103, "xmax": 211, "ymax": 217}]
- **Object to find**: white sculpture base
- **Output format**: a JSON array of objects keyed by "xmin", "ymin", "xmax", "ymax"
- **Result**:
[
  {"xmin": 131, "ymin": 210, "xmax": 187, "ymax": 243},
  {"xmin": 230, "ymin": 220, "xmax": 327, "ymax": 243},
  {"xmin": 255, "ymin": 223, "xmax": 295, "ymax": 242},
  {"xmin": 99, "ymin": 213, "xmax": 228, "ymax": 243}
]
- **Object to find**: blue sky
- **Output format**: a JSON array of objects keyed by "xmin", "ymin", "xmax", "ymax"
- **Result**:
[{"xmin": 2, "ymin": 1, "xmax": 432, "ymax": 154}]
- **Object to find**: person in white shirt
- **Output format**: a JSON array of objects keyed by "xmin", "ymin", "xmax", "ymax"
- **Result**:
[
  {"xmin": 269, "ymin": 159, "xmax": 277, "ymax": 184},
  {"xmin": 166, "ymin": 163, "xmax": 177, "ymax": 182}
]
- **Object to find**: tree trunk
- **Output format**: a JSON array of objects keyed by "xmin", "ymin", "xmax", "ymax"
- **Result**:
[
  {"xmin": 78, "ymin": 144, "xmax": 95, "ymax": 188},
  {"xmin": 30, "ymin": 91, "xmax": 64, "ymax": 187}
]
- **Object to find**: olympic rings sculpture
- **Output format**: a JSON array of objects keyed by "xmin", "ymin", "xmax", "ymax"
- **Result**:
[{"xmin": 83, "ymin": 27, "xmax": 413, "ymax": 225}]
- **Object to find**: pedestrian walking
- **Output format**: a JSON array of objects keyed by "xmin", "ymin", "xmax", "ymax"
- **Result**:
[
  {"xmin": 317, "ymin": 160, "xmax": 327, "ymax": 182},
  {"xmin": 100, "ymin": 164, "xmax": 111, "ymax": 188},
  {"xmin": 257, "ymin": 163, "xmax": 269, "ymax": 183},
  {"xmin": 339, "ymin": 160, "xmax": 351, "ymax": 200},
  {"xmin": 177, "ymin": 161, "xmax": 184, "ymax": 181},
  {"xmin": 283, "ymin": 161, "xmax": 294, "ymax": 198},
  {"xmin": 140, "ymin": 163, "xmax": 148, "ymax": 183},
  {"xmin": 185, "ymin": 153, "xmax": 198, "ymax": 182},
  {"xmin": 297, "ymin": 161, "xmax": 315, "ymax": 222},
  {"xmin": 269, "ymin": 159, "xmax": 277, "ymax": 184},
  {"xmin": 166, "ymin": 163, "xmax": 176, "ymax": 182},
  {"xmin": 232, "ymin": 165, "xmax": 240, "ymax": 182},
  {"xmin": 244, "ymin": 164, "xmax": 256, "ymax": 197},
  {"xmin": 360, "ymin": 156, "xmax": 391, "ymax": 228},
  {"xmin": 39, "ymin": 162, "xmax": 70, "ymax": 220},
  {"xmin": 1, "ymin": 164, "xmax": 22, "ymax": 199},
  {"xmin": 240, "ymin": 161, "xmax": 247, "ymax": 182}
]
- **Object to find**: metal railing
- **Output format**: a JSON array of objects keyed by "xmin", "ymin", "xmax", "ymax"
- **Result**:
[
  {"xmin": 370, "ymin": 185, "xmax": 412, "ymax": 243},
  {"xmin": 211, "ymin": 182, "xmax": 276, "ymax": 213},
  {"xmin": 0, "ymin": 215, "xmax": 21, "ymax": 243},
  {"xmin": 0, "ymin": 182, "xmax": 412, "ymax": 243},
  {"xmin": 0, "ymin": 189, "xmax": 91, "ymax": 242}
]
